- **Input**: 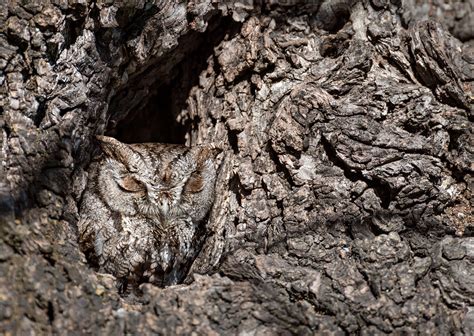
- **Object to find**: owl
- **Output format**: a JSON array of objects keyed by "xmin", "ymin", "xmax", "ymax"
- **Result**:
[{"xmin": 78, "ymin": 135, "xmax": 221, "ymax": 292}]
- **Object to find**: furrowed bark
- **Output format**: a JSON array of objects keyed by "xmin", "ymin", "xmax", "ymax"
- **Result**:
[{"xmin": 1, "ymin": 1, "xmax": 472, "ymax": 334}]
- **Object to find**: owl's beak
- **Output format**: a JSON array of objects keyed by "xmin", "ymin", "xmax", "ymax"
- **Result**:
[
  {"xmin": 155, "ymin": 196, "xmax": 171, "ymax": 217},
  {"xmin": 161, "ymin": 201, "xmax": 169, "ymax": 216}
]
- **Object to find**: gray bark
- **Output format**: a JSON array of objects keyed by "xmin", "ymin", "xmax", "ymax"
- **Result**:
[{"xmin": 1, "ymin": 0, "xmax": 473, "ymax": 334}]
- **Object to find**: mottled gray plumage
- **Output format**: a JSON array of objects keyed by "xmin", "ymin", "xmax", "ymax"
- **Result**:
[{"xmin": 78, "ymin": 136, "xmax": 221, "ymax": 291}]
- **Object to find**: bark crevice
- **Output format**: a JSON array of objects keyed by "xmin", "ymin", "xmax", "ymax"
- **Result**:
[{"xmin": 1, "ymin": 0, "xmax": 473, "ymax": 334}]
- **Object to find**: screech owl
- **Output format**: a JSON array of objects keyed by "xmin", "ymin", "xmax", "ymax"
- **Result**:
[{"xmin": 78, "ymin": 135, "xmax": 221, "ymax": 291}]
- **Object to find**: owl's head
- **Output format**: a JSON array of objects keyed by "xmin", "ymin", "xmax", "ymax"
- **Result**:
[{"xmin": 95, "ymin": 135, "xmax": 221, "ymax": 224}]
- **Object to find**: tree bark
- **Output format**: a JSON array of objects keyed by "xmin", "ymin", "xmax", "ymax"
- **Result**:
[{"xmin": 1, "ymin": 0, "xmax": 473, "ymax": 334}]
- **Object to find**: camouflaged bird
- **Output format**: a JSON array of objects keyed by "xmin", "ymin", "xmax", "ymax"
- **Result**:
[{"xmin": 78, "ymin": 136, "xmax": 221, "ymax": 292}]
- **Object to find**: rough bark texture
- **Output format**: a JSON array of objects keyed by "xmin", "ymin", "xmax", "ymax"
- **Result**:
[{"xmin": 1, "ymin": 0, "xmax": 473, "ymax": 334}]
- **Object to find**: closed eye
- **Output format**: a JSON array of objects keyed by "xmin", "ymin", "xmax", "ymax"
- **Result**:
[
  {"xmin": 117, "ymin": 175, "xmax": 146, "ymax": 193},
  {"xmin": 185, "ymin": 171, "xmax": 204, "ymax": 193}
]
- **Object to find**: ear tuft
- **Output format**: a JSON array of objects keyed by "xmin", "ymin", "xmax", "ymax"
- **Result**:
[
  {"xmin": 196, "ymin": 144, "xmax": 222, "ymax": 167},
  {"xmin": 95, "ymin": 135, "xmax": 126, "ymax": 158},
  {"xmin": 95, "ymin": 135, "xmax": 123, "ymax": 147},
  {"xmin": 95, "ymin": 135, "xmax": 142, "ymax": 171}
]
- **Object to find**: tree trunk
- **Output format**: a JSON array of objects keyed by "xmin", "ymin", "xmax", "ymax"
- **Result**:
[{"xmin": 1, "ymin": 0, "xmax": 473, "ymax": 334}]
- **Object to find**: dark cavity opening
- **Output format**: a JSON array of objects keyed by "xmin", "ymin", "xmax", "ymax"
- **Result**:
[
  {"xmin": 106, "ymin": 15, "xmax": 241, "ymax": 145},
  {"xmin": 112, "ymin": 83, "xmax": 188, "ymax": 144}
]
